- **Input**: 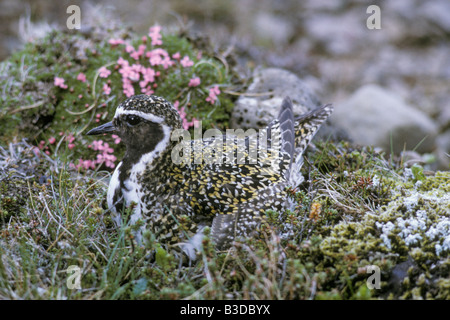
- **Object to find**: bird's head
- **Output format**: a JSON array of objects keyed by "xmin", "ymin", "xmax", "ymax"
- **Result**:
[{"xmin": 87, "ymin": 94, "xmax": 182, "ymax": 157}]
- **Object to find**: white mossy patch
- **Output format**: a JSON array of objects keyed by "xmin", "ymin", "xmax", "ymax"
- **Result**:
[
  {"xmin": 374, "ymin": 169, "xmax": 450, "ymax": 256},
  {"xmin": 376, "ymin": 220, "xmax": 395, "ymax": 249}
]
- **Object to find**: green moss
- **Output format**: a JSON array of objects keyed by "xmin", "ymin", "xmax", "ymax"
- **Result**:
[{"xmin": 418, "ymin": 171, "xmax": 450, "ymax": 193}]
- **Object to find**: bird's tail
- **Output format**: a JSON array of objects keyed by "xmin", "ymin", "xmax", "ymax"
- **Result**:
[
  {"xmin": 275, "ymin": 97, "xmax": 295, "ymax": 180},
  {"xmin": 290, "ymin": 102, "xmax": 334, "ymax": 186}
]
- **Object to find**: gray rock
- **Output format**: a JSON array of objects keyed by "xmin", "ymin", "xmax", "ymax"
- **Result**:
[
  {"xmin": 436, "ymin": 130, "xmax": 450, "ymax": 169},
  {"xmin": 331, "ymin": 84, "xmax": 438, "ymax": 154},
  {"xmin": 230, "ymin": 68, "xmax": 321, "ymax": 130},
  {"xmin": 252, "ymin": 12, "xmax": 294, "ymax": 47},
  {"xmin": 303, "ymin": 10, "xmax": 373, "ymax": 56},
  {"xmin": 437, "ymin": 98, "xmax": 450, "ymax": 128},
  {"xmin": 420, "ymin": 0, "xmax": 450, "ymax": 32}
]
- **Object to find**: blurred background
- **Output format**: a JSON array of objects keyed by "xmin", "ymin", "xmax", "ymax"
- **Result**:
[{"xmin": 1, "ymin": 0, "xmax": 449, "ymax": 168}]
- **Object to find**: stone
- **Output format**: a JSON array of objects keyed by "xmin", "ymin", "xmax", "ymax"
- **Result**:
[
  {"xmin": 303, "ymin": 10, "xmax": 373, "ymax": 56},
  {"xmin": 420, "ymin": 0, "xmax": 450, "ymax": 32},
  {"xmin": 436, "ymin": 130, "xmax": 450, "ymax": 169},
  {"xmin": 230, "ymin": 68, "xmax": 321, "ymax": 130},
  {"xmin": 252, "ymin": 12, "xmax": 294, "ymax": 47},
  {"xmin": 437, "ymin": 98, "xmax": 450, "ymax": 128},
  {"xmin": 331, "ymin": 84, "xmax": 438, "ymax": 154}
]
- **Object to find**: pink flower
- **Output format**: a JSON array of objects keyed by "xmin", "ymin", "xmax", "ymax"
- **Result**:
[
  {"xmin": 130, "ymin": 44, "xmax": 146, "ymax": 60},
  {"xmin": 103, "ymin": 83, "xmax": 111, "ymax": 95},
  {"xmin": 149, "ymin": 25, "xmax": 163, "ymax": 46},
  {"xmin": 139, "ymin": 70, "xmax": 155, "ymax": 89},
  {"xmin": 138, "ymin": 44, "xmax": 146, "ymax": 53},
  {"xmin": 119, "ymin": 64, "xmax": 140, "ymax": 81},
  {"xmin": 48, "ymin": 137, "xmax": 56, "ymax": 144},
  {"xmin": 130, "ymin": 51, "xmax": 139, "ymax": 60},
  {"xmin": 117, "ymin": 57, "xmax": 146, "ymax": 97},
  {"xmin": 180, "ymin": 55, "xmax": 194, "ymax": 68},
  {"xmin": 54, "ymin": 77, "xmax": 68, "ymax": 89},
  {"xmin": 105, "ymin": 154, "xmax": 117, "ymax": 168},
  {"xmin": 141, "ymin": 87, "xmax": 154, "ymax": 95},
  {"xmin": 206, "ymin": 85, "xmax": 221, "ymax": 104},
  {"xmin": 129, "ymin": 64, "xmax": 142, "ymax": 80},
  {"xmin": 75, "ymin": 159, "xmax": 96, "ymax": 170},
  {"xmin": 98, "ymin": 66, "xmax": 111, "ymax": 78},
  {"xmin": 66, "ymin": 133, "xmax": 75, "ymax": 149},
  {"xmin": 84, "ymin": 160, "xmax": 96, "ymax": 169},
  {"xmin": 126, "ymin": 45, "xmax": 134, "ymax": 53},
  {"xmin": 111, "ymin": 134, "xmax": 121, "ymax": 144},
  {"xmin": 66, "ymin": 133, "xmax": 75, "ymax": 144},
  {"xmin": 123, "ymin": 79, "xmax": 135, "ymax": 97},
  {"xmin": 91, "ymin": 140, "xmax": 103, "ymax": 151},
  {"xmin": 119, "ymin": 66, "xmax": 131, "ymax": 78},
  {"xmin": 172, "ymin": 52, "xmax": 181, "ymax": 60},
  {"xmin": 87, "ymin": 140, "xmax": 117, "ymax": 168},
  {"xmin": 212, "ymin": 86, "xmax": 221, "ymax": 95},
  {"xmin": 109, "ymin": 38, "xmax": 125, "ymax": 46},
  {"xmin": 147, "ymin": 48, "xmax": 171, "ymax": 67},
  {"xmin": 188, "ymin": 77, "xmax": 201, "ymax": 87},
  {"xmin": 76, "ymin": 72, "xmax": 86, "ymax": 82},
  {"xmin": 148, "ymin": 53, "xmax": 162, "ymax": 65},
  {"xmin": 139, "ymin": 67, "xmax": 155, "ymax": 87},
  {"xmin": 117, "ymin": 57, "xmax": 129, "ymax": 67},
  {"xmin": 161, "ymin": 57, "xmax": 174, "ymax": 69}
]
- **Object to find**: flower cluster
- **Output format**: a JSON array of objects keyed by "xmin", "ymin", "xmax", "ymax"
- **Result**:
[
  {"xmin": 103, "ymin": 83, "xmax": 111, "ymax": 95},
  {"xmin": 51, "ymin": 24, "xmax": 229, "ymax": 172},
  {"xmin": 76, "ymin": 72, "xmax": 86, "ymax": 82},
  {"xmin": 148, "ymin": 25, "xmax": 162, "ymax": 46},
  {"xmin": 54, "ymin": 77, "xmax": 68, "ymax": 89},
  {"xmin": 206, "ymin": 85, "xmax": 221, "ymax": 104},
  {"xmin": 54, "ymin": 24, "xmax": 224, "ymax": 127},
  {"xmin": 71, "ymin": 138, "xmax": 119, "ymax": 170},
  {"xmin": 66, "ymin": 133, "xmax": 76, "ymax": 150},
  {"xmin": 98, "ymin": 66, "xmax": 111, "ymax": 78},
  {"xmin": 180, "ymin": 55, "xmax": 194, "ymax": 68},
  {"xmin": 38, "ymin": 139, "xmax": 52, "ymax": 155},
  {"xmin": 36, "ymin": 132, "xmax": 77, "ymax": 156},
  {"xmin": 108, "ymin": 25, "xmax": 222, "ymax": 109},
  {"xmin": 188, "ymin": 77, "xmax": 201, "ymax": 87}
]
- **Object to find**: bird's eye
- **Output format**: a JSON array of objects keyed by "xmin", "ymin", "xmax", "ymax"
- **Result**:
[{"xmin": 125, "ymin": 115, "xmax": 142, "ymax": 126}]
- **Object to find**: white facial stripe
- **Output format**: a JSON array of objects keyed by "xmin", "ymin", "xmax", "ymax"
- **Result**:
[{"xmin": 114, "ymin": 107, "xmax": 164, "ymax": 124}]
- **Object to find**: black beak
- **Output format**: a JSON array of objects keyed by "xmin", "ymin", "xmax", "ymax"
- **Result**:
[{"xmin": 86, "ymin": 121, "xmax": 116, "ymax": 135}]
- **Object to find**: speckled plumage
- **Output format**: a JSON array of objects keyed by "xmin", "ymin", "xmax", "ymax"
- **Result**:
[{"xmin": 87, "ymin": 94, "xmax": 333, "ymax": 258}]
